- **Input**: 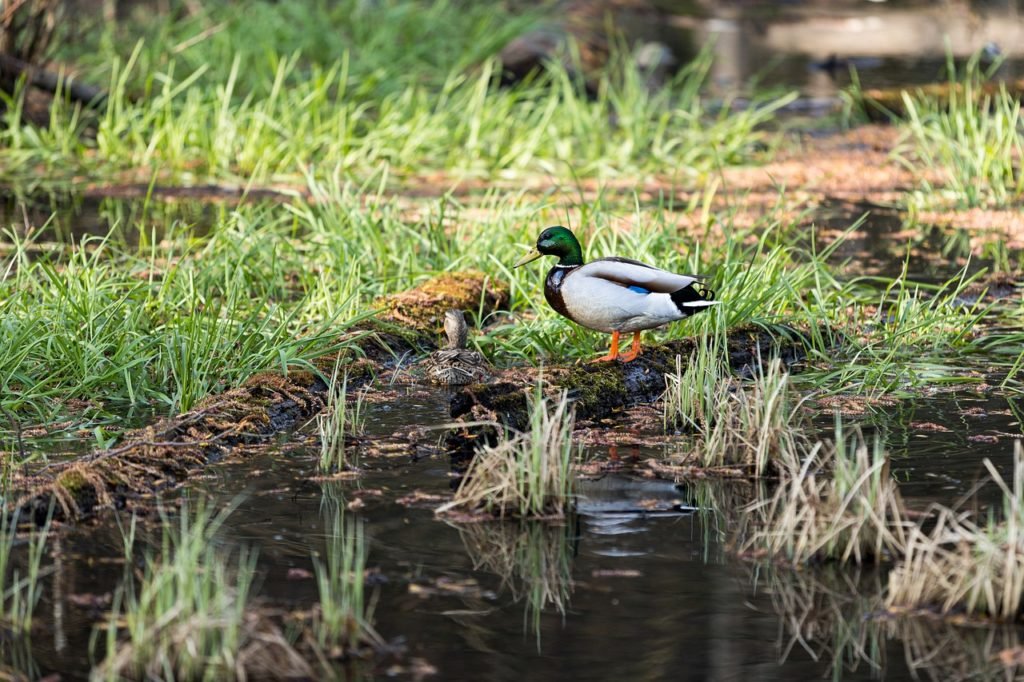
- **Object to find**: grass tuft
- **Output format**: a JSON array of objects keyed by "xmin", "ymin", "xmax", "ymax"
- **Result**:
[
  {"xmin": 93, "ymin": 500, "xmax": 258, "ymax": 681},
  {"xmin": 747, "ymin": 419, "xmax": 908, "ymax": 564},
  {"xmin": 438, "ymin": 383, "xmax": 577, "ymax": 518},
  {"xmin": 896, "ymin": 51, "xmax": 1024, "ymax": 209},
  {"xmin": 665, "ymin": 348, "xmax": 810, "ymax": 477},
  {"xmin": 317, "ymin": 365, "xmax": 366, "ymax": 474}
]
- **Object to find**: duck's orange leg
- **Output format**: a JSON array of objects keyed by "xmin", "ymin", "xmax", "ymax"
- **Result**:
[
  {"xmin": 618, "ymin": 332, "xmax": 643, "ymax": 362},
  {"xmin": 591, "ymin": 330, "xmax": 620, "ymax": 363}
]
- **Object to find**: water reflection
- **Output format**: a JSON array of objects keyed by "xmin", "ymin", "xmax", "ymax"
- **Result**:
[
  {"xmin": 0, "ymin": 631, "xmax": 38, "ymax": 680},
  {"xmin": 755, "ymin": 564, "xmax": 888, "ymax": 678},
  {"xmin": 889, "ymin": 617, "xmax": 1024, "ymax": 682},
  {"xmin": 452, "ymin": 519, "xmax": 577, "ymax": 643},
  {"xmin": 0, "ymin": 189, "xmax": 222, "ymax": 246}
]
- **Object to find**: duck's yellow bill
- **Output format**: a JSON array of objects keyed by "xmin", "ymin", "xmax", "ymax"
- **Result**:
[{"xmin": 514, "ymin": 249, "xmax": 543, "ymax": 268}]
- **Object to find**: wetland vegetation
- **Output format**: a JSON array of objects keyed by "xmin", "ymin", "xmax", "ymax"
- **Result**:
[{"xmin": 0, "ymin": 0, "xmax": 1022, "ymax": 679}]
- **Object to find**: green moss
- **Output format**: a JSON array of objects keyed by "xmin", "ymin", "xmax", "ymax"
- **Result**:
[
  {"xmin": 55, "ymin": 468, "xmax": 91, "ymax": 495},
  {"xmin": 560, "ymin": 364, "xmax": 629, "ymax": 421},
  {"xmin": 374, "ymin": 271, "xmax": 510, "ymax": 333}
]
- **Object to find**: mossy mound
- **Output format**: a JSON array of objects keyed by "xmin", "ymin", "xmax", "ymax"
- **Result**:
[
  {"xmin": 374, "ymin": 271, "xmax": 510, "ymax": 334},
  {"xmin": 17, "ymin": 371, "xmax": 326, "ymax": 523}
]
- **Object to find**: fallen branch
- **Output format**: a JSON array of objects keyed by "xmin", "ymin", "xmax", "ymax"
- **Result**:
[{"xmin": 0, "ymin": 52, "xmax": 108, "ymax": 107}]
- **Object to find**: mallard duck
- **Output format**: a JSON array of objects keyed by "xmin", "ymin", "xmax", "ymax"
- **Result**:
[
  {"xmin": 514, "ymin": 226, "xmax": 718, "ymax": 362},
  {"xmin": 423, "ymin": 310, "xmax": 489, "ymax": 385}
]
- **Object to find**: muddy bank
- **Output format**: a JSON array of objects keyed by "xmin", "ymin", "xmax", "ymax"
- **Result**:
[
  {"xmin": 12, "ymin": 271, "xmax": 510, "ymax": 523},
  {"xmin": 449, "ymin": 323, "xmax": 821, "ymax": 434}
]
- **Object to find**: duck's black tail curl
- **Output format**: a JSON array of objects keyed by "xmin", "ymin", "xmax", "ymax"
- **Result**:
[{"xmin": 670, "ymin": 282, "xmax": 717, "ymax": 316}]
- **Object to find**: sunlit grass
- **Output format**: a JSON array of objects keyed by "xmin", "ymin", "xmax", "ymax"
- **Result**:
[
  {"xmin": 896, "ymin": 51, "xmax": 1024, "ymax": 210},
  {"xmin": 806, "ymin": 259, "xmax": 995, "ymax": 396},
  {"xmin": 4, "ymin": 0, "xmax": 794, "ymax": 186},
  {"xmin": 1, "ymin": 171, "xmax": 1009, "ymax": 442},
  {"xmin": 0, "ymin": 206, "xmax": 360, "ymax": 427}
]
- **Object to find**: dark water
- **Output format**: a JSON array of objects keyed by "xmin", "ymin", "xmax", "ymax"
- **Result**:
[
  {"xmin": 815, "ymin": 200, "xmax": 1022, "ymax": 283},
  {"xmin": 7, "ymin": 386, "xmax": 1021, "ymax": 680}
]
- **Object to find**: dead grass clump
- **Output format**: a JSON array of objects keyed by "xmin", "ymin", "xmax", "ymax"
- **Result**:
[
  {"xmin": 437, "ymin": 387, "xmax": 576, "ymax": 519},
  {"xmin": 696, "ymin": 357, "xmax": 812, "ymax": 477},
  {"xmin": 746, "ymin": 421, "xmax": 908, "ymax": 564},
  {"xmin": 887, "ymin": 441, "xmax": 1024, "ymax": 620}
]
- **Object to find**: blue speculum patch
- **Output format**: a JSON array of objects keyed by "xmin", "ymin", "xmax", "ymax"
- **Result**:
[{"xmin": 628, "ymin": 285, "xmax": 650, "ymax": 295}]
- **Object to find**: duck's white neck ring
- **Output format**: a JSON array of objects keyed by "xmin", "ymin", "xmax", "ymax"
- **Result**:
[{"xmin": 552, "ymin": 263, "xmax": 577, "ymax": 268}]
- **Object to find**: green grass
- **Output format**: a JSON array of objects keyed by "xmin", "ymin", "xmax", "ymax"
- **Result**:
[
  {"xmin": 3, "ymin": 1, "xmax": 793, "ymax": 186},
  {"xmin": 0, "ymin": 205, "xmax": 361, "ymax": 427},
  {"xmin": 0, "ymin": 0, "xmax": 1017, "ymax": 442},
  {"xmin": 803, "ymin": 259, "xmax": 997, "ymax": 397},
  {"xmin": 896, "ymin": 51, "xmax": 1024, "ymax": 210},
  {"xmin": 1, "ymin": 171, "xmax": 1010, "ymax": 443},
  {"xmin": 663, "ymin": 332, "xmax": 727, "ymax": 432},
  {"xmin": 662, "ymin": 327, "xmax": 812, "ymax": 476},
  {"xmin": 317, "ymin": 365, "xmax": 366, "ymax": 474}
]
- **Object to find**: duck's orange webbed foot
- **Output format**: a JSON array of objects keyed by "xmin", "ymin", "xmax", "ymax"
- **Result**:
[
  {"xmin": 617, "ymin": 332, "xmax": 643, "ymax": 363},
  {"xmin": 590, "ymin": 330, "xmax": 620, "ymax": 363}
]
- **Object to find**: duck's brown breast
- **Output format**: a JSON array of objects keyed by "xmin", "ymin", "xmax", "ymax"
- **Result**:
[{"xmin": 544, "ymin": 265, "xmax": 578, "ymax": 319}]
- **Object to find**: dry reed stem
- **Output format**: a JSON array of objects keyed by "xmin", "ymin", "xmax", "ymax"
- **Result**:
[
  {"xmin": 887, "ymin": 441, "xmax": 1024, "ymax": 620},
  {"xmin": 747, "ymin": 428, "xmax": 909, "ymax": 564}
]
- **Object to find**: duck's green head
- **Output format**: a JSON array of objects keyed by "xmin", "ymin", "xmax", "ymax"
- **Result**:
[{"xmin": 513, "ymin": 226, "xmax": 584, "ymax": 268}]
